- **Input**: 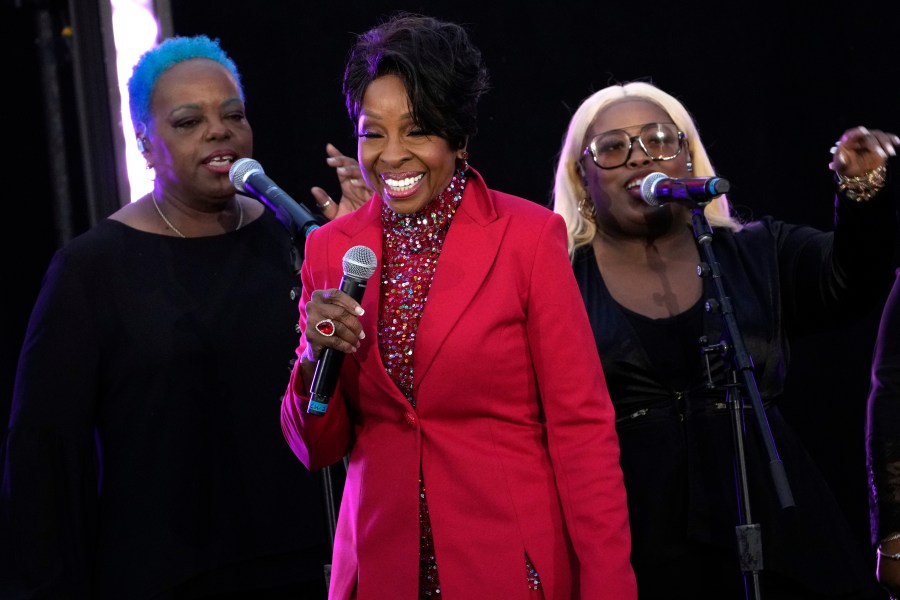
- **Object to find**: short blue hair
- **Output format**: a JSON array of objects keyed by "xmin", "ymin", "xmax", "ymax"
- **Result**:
[{"xmin": 127, "ymin": 35, "xmax": 244, "ymax": 131}]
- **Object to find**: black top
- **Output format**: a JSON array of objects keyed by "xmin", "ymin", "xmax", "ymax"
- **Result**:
[
  {"xmin": 573, "ymin": 193, "xmax": 896, "ymax": 598},
  {"xmin": 868, "ymin": 268, "xmax": 900, "ymax": 545},
  {"xmin": 1, "ymin": 211, "xmax": 329, "ymax": 598},
  {"xmin": 619, "ymin": 298, "xmax": 704, "ymax": 391}
]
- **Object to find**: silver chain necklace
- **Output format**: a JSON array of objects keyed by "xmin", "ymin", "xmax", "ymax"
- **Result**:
[{"xmin": 151, "ymin": 191, "xmax": 243, "ymax": 238}]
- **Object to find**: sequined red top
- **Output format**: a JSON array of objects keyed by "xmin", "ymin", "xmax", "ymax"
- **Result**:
[{"xmin": 378, "ymin": 170, "xmax": 466, "ymax": 405}]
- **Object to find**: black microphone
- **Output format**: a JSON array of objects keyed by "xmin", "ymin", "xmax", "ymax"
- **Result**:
[
  {"xmin": 640, "ymin": 172, "xmax": 730, "ymax": 207},
  {"xmin": 308, "ymin": 245, "xmax": 378, "ymax": 416},
  {"xmin": 229, "ymin": 158, "xmax": 320, "ymax": 237}
]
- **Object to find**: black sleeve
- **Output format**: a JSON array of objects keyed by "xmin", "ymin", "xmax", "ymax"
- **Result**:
[
  {"xmin": 867, "ymin": 269, "xmax": 900, "ymax": 545},
  {"xmin": 1, "ymin": 249, "xmax": 102, "ymax": 598}
]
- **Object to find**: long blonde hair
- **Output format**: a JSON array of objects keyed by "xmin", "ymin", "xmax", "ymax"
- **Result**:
[{"xmin": 552, "ymin": 81, "xmax": 741, "ymax": 257}]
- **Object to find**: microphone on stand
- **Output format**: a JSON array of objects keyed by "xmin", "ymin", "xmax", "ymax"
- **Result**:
[
  {"xmin": 308, "ymin": 245, "xmax": 378, "ymax": 416},
  {"xmin": 229, "ymin": 158, "xmax": 321, "ymax": 237},
  {"xmin": 640, "ymin": 172, "xmax": 730, "ymax": 207}
]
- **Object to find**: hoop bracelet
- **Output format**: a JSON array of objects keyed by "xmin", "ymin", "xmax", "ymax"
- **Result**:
[
  {"xmin": 877, "ymin": 547, "xmax": 900, "ymax": 560},
  {"xmin": 836, "ymin": 164, "xmax": 887, "ymax": 203},
  {"xmin": 877, "ymin": 531, "xmax": 900, "ymax": 560}
]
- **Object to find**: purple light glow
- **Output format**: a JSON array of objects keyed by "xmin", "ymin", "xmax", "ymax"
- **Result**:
[{"xmin": 110, "ymin": 0, "xmax": 159, "ymax": 202}]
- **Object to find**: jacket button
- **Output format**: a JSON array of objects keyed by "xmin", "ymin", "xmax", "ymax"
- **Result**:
[{"xmin": 405, "ymin": 412, "xmax": 417, "ymax": 428}]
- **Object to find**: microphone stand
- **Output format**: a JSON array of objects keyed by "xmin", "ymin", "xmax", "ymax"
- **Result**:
[
  {"xmin": 690, "ymin": 205, "xmax": 795, "ymax": 600},
  {"xmin": 321, "ymin": 464, "xmax": 337, "ymax": 588},
  {"xmin": 288, "ymin": 246, "xmax": 339, "ymax": 593},
  {"xmin": 320, "ymin": 455, "xmax": 350, "ymax": 593}
]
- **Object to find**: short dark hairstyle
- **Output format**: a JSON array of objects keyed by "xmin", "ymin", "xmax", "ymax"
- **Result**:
[{"xmin": 342, "ymin": 12, "xmax": 490, "ymax": 150}]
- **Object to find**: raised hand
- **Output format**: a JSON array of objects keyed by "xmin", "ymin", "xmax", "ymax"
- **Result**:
[{"xmin": 312, "ymin": 143, "xmax": 374, "ymax": 220}]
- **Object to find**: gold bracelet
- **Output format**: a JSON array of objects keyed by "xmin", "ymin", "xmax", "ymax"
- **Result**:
[{"xmin": 836, "ymin": 164, "xmax": 887, "ymax": 203}]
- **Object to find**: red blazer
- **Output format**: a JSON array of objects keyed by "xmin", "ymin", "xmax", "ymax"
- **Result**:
[{"xmin": 282, "ymin": 171, "xmax": 636, "ymax": 599}]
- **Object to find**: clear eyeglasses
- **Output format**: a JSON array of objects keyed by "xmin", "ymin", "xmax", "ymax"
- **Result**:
[{"xmin": 582, "ymin": 122, "xmax": 686, "ymax": 170}]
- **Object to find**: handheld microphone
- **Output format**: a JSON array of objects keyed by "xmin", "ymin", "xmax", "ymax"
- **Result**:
[
  {"xmin": 308, "ymin": 245, "xmax": 378, "ymax": 416},
  {"xmin": 229, "ymin": 158, "xmax": 320, "ymax": 237},
  {"xmin": 640, "ymin": 172, "xmax": 731, "ymax": 207}
]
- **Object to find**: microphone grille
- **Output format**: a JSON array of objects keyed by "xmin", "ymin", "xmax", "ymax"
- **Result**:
[
  {"xmin": 640, "ymin": 172, "xmax": 669, "ymax": 206},
  {"xmin": 343, "ymin": 245, "xmax": 378, "ymax": 281},
  {"xmin": 229, "ymin": 158, "xmax": 264, "ymax": 193}
]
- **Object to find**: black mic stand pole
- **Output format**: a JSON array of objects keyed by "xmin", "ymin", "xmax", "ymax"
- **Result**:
[
  {"xmin": 691, "ymin": 205, "xmax": 795, "ymax": 600},
  {"xmin": 286, "ymin": 237, "xmax": 339, "ymax": 594},
  {"xmin": 319, "ymin": 455, "xmax": 350, "ymax": 593},
  {"xmin": 321, "ymin": 464, "xmax": 337, "ymax": 588}
]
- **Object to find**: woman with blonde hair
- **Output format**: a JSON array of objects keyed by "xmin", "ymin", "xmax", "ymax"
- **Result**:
[{"xmin": 552, "ymin": 80, "xmax": 898, "ymax": 598}]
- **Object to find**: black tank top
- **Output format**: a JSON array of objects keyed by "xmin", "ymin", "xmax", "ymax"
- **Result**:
[{"xmin": 619, "ymin": 298, "xmax": 704, "ymax": 391}]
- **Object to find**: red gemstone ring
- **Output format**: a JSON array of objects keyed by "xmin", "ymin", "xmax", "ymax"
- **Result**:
[{"xmin": 314, "ymin": 318, "xmax": 336, "ymax": 337}]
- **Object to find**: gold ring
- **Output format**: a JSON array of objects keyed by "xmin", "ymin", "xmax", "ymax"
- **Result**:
[
  {"xmin": 317, "ymin": 199, "xmax": 332, "ymax": 209},
  {"xmin": 314, "ymin": 318, "xmax": 335, "ymax": 337}
]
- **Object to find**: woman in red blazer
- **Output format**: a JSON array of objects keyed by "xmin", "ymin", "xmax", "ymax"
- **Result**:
[{"xmin": 280, "ymin": 13, "xmax": 636, "ymax": 599}]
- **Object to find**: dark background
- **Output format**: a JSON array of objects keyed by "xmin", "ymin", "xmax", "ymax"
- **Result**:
[{"xmin": 4, "ymin": 0, "xmax": 899, "ymax": 592}]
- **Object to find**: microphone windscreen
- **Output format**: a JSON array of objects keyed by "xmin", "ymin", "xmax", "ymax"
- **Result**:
[
  {"xmin": 343, "ymin": 246, "xmax": 377, "ymax": 280},
  {"xmin": 229, "ymin": 158, "xmax": 264, "ymax": 192},
  {"xmin": 640, "ymin": 172, "xmax": 669, "ymax": 205}
]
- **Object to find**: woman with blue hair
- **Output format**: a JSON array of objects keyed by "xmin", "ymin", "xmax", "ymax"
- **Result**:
[
  {"xmin": 0, "ymin": 34, "xmax": 355, "ymax": 598},
  {"xmin": 127, "ymin": 34, "xmax": 244, "ymax": 130}
]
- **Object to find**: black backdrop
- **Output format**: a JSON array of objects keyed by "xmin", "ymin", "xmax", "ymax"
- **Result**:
[{"xmin": 4, "ymin": 0, "xmax": 899, "ymax": 592}]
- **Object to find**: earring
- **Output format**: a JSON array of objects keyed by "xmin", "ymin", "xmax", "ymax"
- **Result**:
[
  {"xmin": 686, "ymin": 157, "xmax": 693, "ymax": 173},
  {"xmin": 459, "ymin": 151, "xmax": 469, "ymax": 172},
  {"xmin": 577, "ymin": 194, "xmax": 596, "ymax": 223},
  {"xmin": 137, "ymin": 137, "xmax": 147, "ymax": 153}
]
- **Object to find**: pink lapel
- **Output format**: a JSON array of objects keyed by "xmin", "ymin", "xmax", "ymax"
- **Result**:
[
  {"xmin": 412, "ymin": 173, "xmax": 508, "ymax": 387},
  {"xmin": 327, "ymin": 173, "xmax": 509, "ymax": 405}
]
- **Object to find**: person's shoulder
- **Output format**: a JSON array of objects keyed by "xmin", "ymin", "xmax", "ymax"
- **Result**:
[
  {"xmin": 464, "ymin": 168, "xmax": 546, "ymax": 215},
  {"xmin": 487, "ymin": 187, "xmax": 554, "ymax": 221},
  {"xmin": 57, "ymin": 219, "xmax": 128, "ymax": 258},
  {"xmin": 34, "ymin": 220, "xmax": 132, "ymax": 288},
  {"xmin": 725, "ymin": 216, "xmax": 815, "ymax": 255},
  {"xmin": 485, "ymin": 189, "xmax": 567, "ymax": 250},
  {"xmin": 308, "ymin": 202, "xmax": 369, "ymax": 236},
  {"xmin": 303, "ymin": 202, "xmax": 375, "ymax": 255},
  {"xmin": 732, "ymin": 215, "xmax": 794, "ymax": 238},
  {"xmin": 490, "ymin": 188, "xmax": 547, "ymax": 209}
]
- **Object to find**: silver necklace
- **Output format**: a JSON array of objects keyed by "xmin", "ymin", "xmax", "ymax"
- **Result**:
[{"xmin": 150, "ymin": 191, "xmax": 243, "ymax": 238}]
